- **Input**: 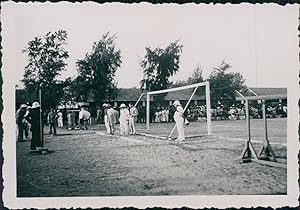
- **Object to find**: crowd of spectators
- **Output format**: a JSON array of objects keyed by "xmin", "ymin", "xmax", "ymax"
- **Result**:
[{"xmin": 182, "ymin": 102, "xmax": 287, "ymax": 122}]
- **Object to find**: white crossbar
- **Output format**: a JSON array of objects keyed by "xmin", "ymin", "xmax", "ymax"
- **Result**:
[{"xmin": 148, "ymin": 81, "xmax": 208, "ymax": 95}]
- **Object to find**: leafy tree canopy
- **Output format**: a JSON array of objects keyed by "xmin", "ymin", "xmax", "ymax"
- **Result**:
[
  {"xmin": 73, "ymin": 32, "xmax": 122, "ymax": 104},
  {"xmin": 172, "ymin": 64, "xmax": 204, "ymax": 87},
  {"xmin": 140, "ymin": 40, "xmax": 183, "ymax": 91},
  {"xmin": 22, "ymin": 30, "xmax": 69, "ymax": 109},
  {"xmin": 208, "ymin": 60, "xmax": 246, "ymax": 101}
]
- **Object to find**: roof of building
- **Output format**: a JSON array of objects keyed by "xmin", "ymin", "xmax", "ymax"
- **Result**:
[
  {"xmin": 106, "ymin": 88, "xmax": 148, "ymax": 102},
  {"xmin": 240, "ymin": 87, "xmax": 287, "ymax": 97}
]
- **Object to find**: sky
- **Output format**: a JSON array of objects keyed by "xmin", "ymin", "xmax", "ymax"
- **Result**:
[{"xmin": 2, "ymin": 2, "xmax": 298, "ymax": 88}]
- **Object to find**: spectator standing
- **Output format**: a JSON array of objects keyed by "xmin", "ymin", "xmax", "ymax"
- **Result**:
[
  {"xmin": 16, "ymin": 104, "xmax": 27, "ymax": 142},
  {"xmin": 113, "ymin": 106, "xmax": 119, "ymax": 124},
  {"xmin": 26, "ymin": 102, "xmax": 42, "ymax": 151},
  {"xmin": 23, "ymin": 106, "xmax": 31, "ymax": 140},
  {"xmin": 78, "ymin": 106, "xmax": 91, "ymax": 130},
  {"xmin": 106, "ymin": 104, "xmax": 115, "ymax": 135},
  {"xmin": 165, "ymin": 107, "xmax": 169, "ymax": 122},
  {"xmin": 155, "ymin": 108, "xmax": 161, "ymax": 123},
  {"xmin": 47, "ymin": 108, "xmax": 57, "ymax": 135},
  {"xmin": 129, "ymin": 103, "xmax": 138, "ymax": 135},
  {"xmin": 119, "ymin": 103, "xmax": 129, "ymax": 135},
  {"xmin": 96, "ymin": 107, "xmax": 103, "ymax": 124},
  {"xmin": 161, "ymin": 107, "xmax": 167, "ymax": 123},
  {"xmin": 103, "ymin": 104, "xmax": 111, "ymax": 134},
  {"xmin": 57, "ymin": 110, "xmax": 63, "ymax": 127},
  {"xmin": 67, "ymin": 111, "xmax": 76, "ymax": 130}
]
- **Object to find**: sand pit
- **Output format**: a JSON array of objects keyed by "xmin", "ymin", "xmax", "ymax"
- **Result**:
[{"xmin": 16, "ymin": 119, "xmax": 287, "ymax": 197}]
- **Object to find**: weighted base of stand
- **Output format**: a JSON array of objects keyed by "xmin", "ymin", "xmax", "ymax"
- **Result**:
[{"xmin": 30, "ymin": 148, "xmax": 50, "ymax": 155}]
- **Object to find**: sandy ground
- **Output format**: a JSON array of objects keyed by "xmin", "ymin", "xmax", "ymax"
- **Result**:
[{"xmin": 16, "ymin": 119, "xmax": 287, "ymax": 197}]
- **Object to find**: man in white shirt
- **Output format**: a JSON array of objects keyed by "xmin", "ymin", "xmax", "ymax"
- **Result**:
[
  {"xmin": 79, "ymin": 106, "xmax": 91, "ymax": 130},
  {"xmin": 173, "ymin": 100, "xmax": 185, "ymax": 141},
  {"xmin": 129, "ymin": 103, "xmax": 138, "ymax": 135}
]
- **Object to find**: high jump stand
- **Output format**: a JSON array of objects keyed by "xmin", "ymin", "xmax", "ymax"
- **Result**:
[{"xmin": 236, "ymin": 94, "xmax": 287, "ymax": 168}]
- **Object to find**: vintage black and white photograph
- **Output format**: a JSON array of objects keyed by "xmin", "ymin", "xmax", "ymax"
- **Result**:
[{"xmin": 1, "ymin": 1, "xmax": 299, "ymax": 209}]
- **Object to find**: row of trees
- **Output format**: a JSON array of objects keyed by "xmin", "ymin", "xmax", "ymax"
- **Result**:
[{"xmin": 22, "ymin": 29, "xmax": 246, "ymax": 110}]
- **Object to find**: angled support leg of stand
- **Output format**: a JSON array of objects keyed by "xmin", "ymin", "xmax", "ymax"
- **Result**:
[
  {"xmin": 241, "ymin": 100, "xmax": 258, "ymax": 163},
  {"xmin": 258, "ymin": 100, "xmax": 277, "ymax": 162},
  {"xmin": 241, "ymin": 141, "xmax": 258, "ymax": 162}
]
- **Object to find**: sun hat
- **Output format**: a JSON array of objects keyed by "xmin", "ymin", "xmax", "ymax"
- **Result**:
[
  {"xmin": 173, "ymin": 100, "xmax": 181, "ymax": 106},
  {"xmin": 102, "ymin": 103, "xmax": 107, "ymax": 107},
  {"xmin": 20, "ymin": 104, "xmax": 27, "ymax": 109},
  {"xmin": 31, "ymin": 101, "xmax": 40, "ymax": 109},
  {"xmin": 120, "ymin": 103, "xmax": 126, "ymax": 108}
]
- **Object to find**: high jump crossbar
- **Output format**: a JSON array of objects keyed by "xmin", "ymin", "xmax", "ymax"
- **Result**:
[{"xmin": 146, "ymin": 81, "xmax": 212, "ymax": 136}]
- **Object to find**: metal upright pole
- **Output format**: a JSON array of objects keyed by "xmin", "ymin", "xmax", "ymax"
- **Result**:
[
  {"xmin": 39, "ymin": 87, "xmax": 43, "ymax": 148},
  {"xmin": 146, "ymin": 93, "xmax": 150, "ymax": 130},
  {"xmin": 262, "ymin": 100, "xmax": 268, "ymax": 142},
  {"xmin": 205, "ymin": 82, "xmax": 212, "ymax": 135},
  {"xmin": 245, "ymin": 100, "xmax": 251, "ymax": 143}
]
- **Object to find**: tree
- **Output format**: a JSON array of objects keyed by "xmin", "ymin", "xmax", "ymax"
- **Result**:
[
  {"xmin": 74, "ymin": 32, "xmax": 122, "ymax": 104},
  {"xmin": 208, "ymin": 60, "xmax": 246, "ymax": 102},
  {"xmin": 22, "ymin": 30, "xmax": 69, "ymax": 109},
  {"xmin": 140, "ymin": 40, "xmax": 183, "ymax": 91},
  {"xmin": 172, "ymin": 64, "xmax": 204, "ymax": 87}
]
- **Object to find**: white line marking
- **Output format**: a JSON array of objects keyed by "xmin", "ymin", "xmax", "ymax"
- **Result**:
[
  {"xmin": 96, "ymin": 131, "xmax": 152, "ymax": 144},
  {"xmin": 217, "ymin": 136, "xmax": 286, "ymax": 147}
]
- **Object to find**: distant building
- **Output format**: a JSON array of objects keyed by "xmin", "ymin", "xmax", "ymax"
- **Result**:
[
  {"xmin": 103, "ymin": 88, "xmax": 150, "ymax": 107},
  {"xmin": 16, "ymin": 87, "xmax": 288, "ymax": 111},
  {"xmin": 236, "ymin": 87, "xmax": 287, "ymax": 105}
]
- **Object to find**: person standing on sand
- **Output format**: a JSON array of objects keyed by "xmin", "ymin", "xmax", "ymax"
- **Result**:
[
  {"xmin": 57, "ymin": 110, "xmax": 63, "ymax": 127},
  {"xmin": 103, "ymin": 104, "xmax": 111, "ymax": 134},
  {"xmin": 106, "ymin": 104, "xmax": 115, "ymax": 135},
  {"xmin": 78, "ymin": 106, "xmax": 91, "ymax": 130},
  {"xmin": 16, "ymin": 104, "xmax": 27, "ymax": 142},
  {"xmin": 128, "ymin": 103, "xmax": 138, "ymax": 135},
  {"xmin": 119, "ymin": 103, "xmax": 129, "ymax": 135},
  {"xmin": 25, "ymin": 102, "xmax": 43, "ymax": 151},
  {"xmin": 47, "ymin": 108, "xmax": 57, "ymax": 135},
  {"xmin": 173, "ymin": 100, "xmax": 185, "ymax": 141}
]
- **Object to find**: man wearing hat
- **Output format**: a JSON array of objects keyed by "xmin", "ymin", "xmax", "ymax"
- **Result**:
[
  {"xmin": 16, "ymin": 104, "xmax": 27, "ymax": 142},
  {"xmin": 173, "ymin": 100, "xmax": 185, "ymax": 141},
  {"xmin": 25, "ymin": 102, "xmax": 43, "ymax": 150},
  {"xmin": 119, "ymin": 103, "xmax": 129, "ymax": 135}
]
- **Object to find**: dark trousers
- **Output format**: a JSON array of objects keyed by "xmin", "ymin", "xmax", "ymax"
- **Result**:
[
  {"xmin": 17, "ymin": 123, "xmax": 24, "ymax": 141},
  {"xmin": 49, "ymin": 122, "xmax": 57, "ymax": 134},
  {"xmin": 79, "ymin": 119, "xmax": 88, "ymax": 130},
  {"xmin": 31, "ymin": 125, "xmax": 42, "ymax": 150}
]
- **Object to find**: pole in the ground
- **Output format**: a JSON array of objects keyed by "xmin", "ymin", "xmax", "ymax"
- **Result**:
[
  {"xmin": 146, "ymin": 93, "xmax": 150, "ymax": 130},
  {"xmin": 39, "ymin": 86, "xmax": 43, "ymax": 148},
  {"xmin": 205, "ymin": 81, "xmax": 212, "ymax": 135}
]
